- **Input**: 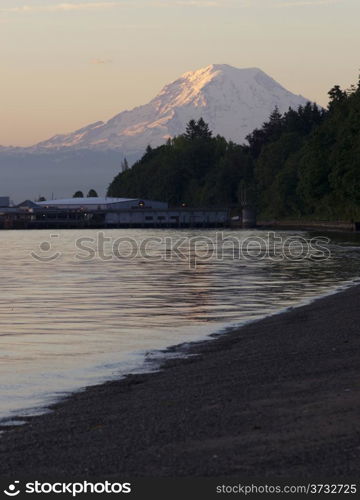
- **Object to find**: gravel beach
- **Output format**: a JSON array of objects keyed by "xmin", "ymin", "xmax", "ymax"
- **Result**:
[{"xmin": 1, "ymin": 285, "xmax": 360, "ymax": 478}]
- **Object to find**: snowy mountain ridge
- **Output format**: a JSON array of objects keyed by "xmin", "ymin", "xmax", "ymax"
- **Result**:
[{"xmin": 31, "ymin": 64, "xmax": 309, "ymax": 155}]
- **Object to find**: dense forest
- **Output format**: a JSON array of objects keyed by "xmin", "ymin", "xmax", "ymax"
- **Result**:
[{"xmin": 108, "ymin": 79, "xmax": 360, "ymax": 220}]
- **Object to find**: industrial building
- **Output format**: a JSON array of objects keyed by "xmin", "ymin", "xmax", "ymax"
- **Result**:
[
  {"xmin": 0, "ymin": 197, "xmax": 230, "ymax": 229},
  {"xmin": 0, "ymin": 197, "xmax": 10, "ymax": 208}
]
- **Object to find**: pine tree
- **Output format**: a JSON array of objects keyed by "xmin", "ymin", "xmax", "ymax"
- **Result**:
[
  {"xmin": 328, "ymin": 85, "xmax": 346, "ymax": 109},
  {"xmin": 73, "ymin": 191, "xmax": 84, "ymax": 198},
  {"xmin": 185, "ymin": 118, "xmax": 212, "ymax": 140},
  {"xmin": 121, "ymin": 158, "xmax": 129, "ymax": 172}
]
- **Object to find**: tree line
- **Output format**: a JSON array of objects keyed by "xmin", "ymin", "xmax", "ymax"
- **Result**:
[
  {"xmin": 37, "ymin": 189, "xmax": 98, "ymax": 202},
  {"xmin": 107, "ymin": 78, "xmax": 360, "ymax": 221}
]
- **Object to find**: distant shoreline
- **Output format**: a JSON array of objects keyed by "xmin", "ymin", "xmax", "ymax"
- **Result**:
[
  {"xmin": 0, "ymin": 220, "xmax": 359, "ymax": 231},
  {"xmin": 1, "ymin": 283, "xmax": 360, "ymax": 478},
  {"xmin": 256, "ymin": 219, "xmax": 359, "ymax": 233}
]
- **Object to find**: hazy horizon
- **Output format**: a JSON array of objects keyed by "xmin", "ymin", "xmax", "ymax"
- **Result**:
[{"xmin": 0, "ymin": 0, "xmax": 359, "ymax": 147}]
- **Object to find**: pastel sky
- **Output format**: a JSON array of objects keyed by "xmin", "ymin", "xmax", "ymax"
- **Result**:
[{"xmin": 0, "ymin": 0, "xmax": 359, "ymax": 146}]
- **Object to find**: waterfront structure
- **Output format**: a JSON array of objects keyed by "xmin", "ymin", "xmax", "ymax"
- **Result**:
[
  {"xmin": 0, "ymin": 196, "xmax": 10, "ymax": 208},
  {"xmin": 0, "ymin": 197, "xmax": 229, "ymax": 229},
  {"xmin": 104, "ymin": 207, "xmax": 229, "ymax": 227},
  {"xmin": 241, "ymin": 206, "xmax": 257, "ymax": 228}
]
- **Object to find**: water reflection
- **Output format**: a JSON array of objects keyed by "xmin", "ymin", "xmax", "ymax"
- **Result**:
[{"xmin": 0, "ymin": 229, "xmax": 359, "ymax": 423}]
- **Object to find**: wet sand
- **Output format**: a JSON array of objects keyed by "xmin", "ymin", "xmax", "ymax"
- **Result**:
[{"xmin": 1, "ymin": 285, "xmax": 360, "ymax": 478}]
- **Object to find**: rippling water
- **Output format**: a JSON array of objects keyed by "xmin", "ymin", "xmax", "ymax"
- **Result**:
[{"xmin": 0, "ymin": 229, "xmax": 359, "ymax": 424}]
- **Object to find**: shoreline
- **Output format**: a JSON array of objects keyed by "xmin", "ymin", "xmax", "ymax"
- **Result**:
[
  {"xmin": 256, "ymin": 220, "xmax": 359, "ymax": 233},
  {"xmin": 1, "ymin": 222, "xmax": 359, "ymax": 232},
  {"xmin": 1, "ymin": 284, "xmax": 360, "ymax": 477},
  {"xmin": 0, "ymin": 280, "xmax": 356, "ymax": 429}
]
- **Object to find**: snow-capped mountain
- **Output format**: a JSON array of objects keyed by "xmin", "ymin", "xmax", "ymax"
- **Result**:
[
  {"xmin": 34, "ymin": 64, "xmax": 309, "ymax": 154},
  {"xmin": 0, "ymin": 64, "xmax": 312, "ymax": 201}
]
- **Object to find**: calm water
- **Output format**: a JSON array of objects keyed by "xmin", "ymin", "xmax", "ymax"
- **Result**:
[{"xmin": 0, "ymin": 229, "xmax": 360, "ymax": 424}]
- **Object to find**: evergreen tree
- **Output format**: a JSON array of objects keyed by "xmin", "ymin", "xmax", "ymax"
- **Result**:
[
  {"xmin": 121, "ymin": 158, "xmax": 129, "ymax": 172},
  {"xmin": 73, "ymin": 191, "xmax": 84, "ymax": 198},
  {"xmin": 184, "ymin": 118, "xmax": 212, "ymax": 141},
  {"xmin": 87, "ymin": 189, "xmax": 98, "ymax": 197},
  {"xmin": 328, "ymin": 85, "xmax": 346, "ymax": 109}
]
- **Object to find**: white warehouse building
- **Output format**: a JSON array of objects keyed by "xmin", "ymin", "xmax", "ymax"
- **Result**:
[{"xmin": 14, "ymin": 197, "xmax": 229, "ymax": 228}]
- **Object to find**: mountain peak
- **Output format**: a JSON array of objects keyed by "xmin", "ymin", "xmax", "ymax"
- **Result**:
[
  {"xmin": 179, "ymin": 63, "xmax": 262, "ymax": 89},
  {"xmin": 182, "ymin": 63, "xmax": 262, "ymax": 77}
]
